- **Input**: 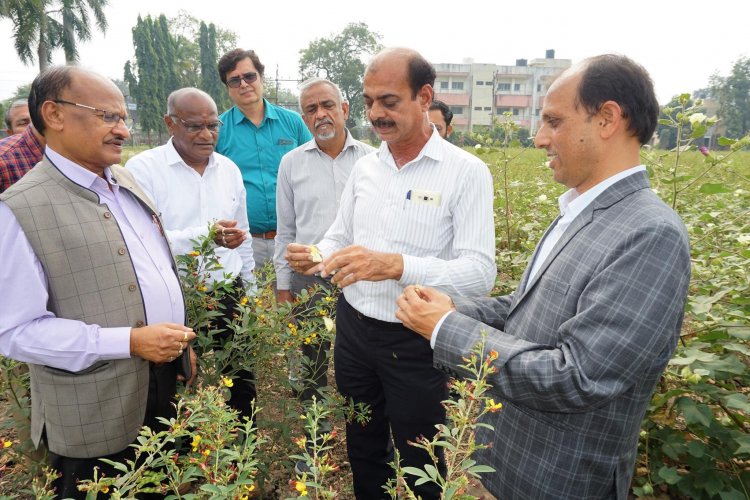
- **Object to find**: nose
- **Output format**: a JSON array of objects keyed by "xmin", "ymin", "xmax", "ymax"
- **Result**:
[
  {"xmin": 113, "ymin": 117, "xmax": 131, "ymax": 139},
  {"xmin": 368, "ymin": 101, "xmax": 385, "ymax": 121},
  {"xmin": 533, "ymin": 124, "xmax": 548, "ymax": 149}
]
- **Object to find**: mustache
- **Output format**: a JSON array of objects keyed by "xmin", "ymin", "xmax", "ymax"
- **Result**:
[
  {"xmin": 371, "ymin": 118, "xmax": 395, "ymax": 128},
  {"xmin": 315, "ymin": 118, "xmax": 334, "ymax": 128}
]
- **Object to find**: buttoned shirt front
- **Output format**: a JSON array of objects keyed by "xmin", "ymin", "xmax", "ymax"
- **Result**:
[
  {"xmin": 126, "ymin": 139, "xmax": 255, "ymax": 290},
  {"xmin": 0, "ymin": 125, "xmax": 44, "ymax": 192},
  {"xmin": 317, "ymin": 128, "xmax": 497, "ymax": 322},
  {"xmin": 0, "ymin": 147, "xmax": 184, "ymax": 372},
  {"xmin": 216, "ymin": 99, "xmax": 312, "ymax": 233},
  {"xmin": 274, "ymin": 131, "xmax": 375, "ymax": 290}
]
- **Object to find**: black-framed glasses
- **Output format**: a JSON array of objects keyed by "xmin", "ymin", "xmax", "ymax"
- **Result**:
[
  {"xmin": 169, "ymin": 115, "xmax": 223, "ymax": 134},
  {"xmin": 53, "ymin": 99, "xmax": 133, "ymax": 130},
  {"xmin": 225, "ymin": 72, "xmax": 258, "ymax": 88}
]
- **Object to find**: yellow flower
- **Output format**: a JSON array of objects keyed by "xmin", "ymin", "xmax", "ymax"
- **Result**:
[
  {"xmin": 3, "ymin": 440, "xmax": 12, "ymax": 448},
  {"xmin": 244, "ymin": 484, "xmax": 255, "ymax": 492},
  {"xmin": 240, "ymin": 296, "xmax": 249, "ymax": 306},
  {"xmin": 294, "ymin": 436, "xmax": 306, "ymax": 449},
  {"xmin": 188, "ymin": 251, "xmax": 200, "ymax": 257},
  {"xmin": 202, "ymin": 448, "xmax": 210, "ymax": 456},
  {"xmin": 191, "ymin": 434, "xmax": 201, "ymax": 452},
  {"xmin": 488, "ymin": 350, "xmax": 499, "ymax": 361},
  {"xmin": 197, "ymin": 284, "xmax": 208, "ymax": 292},
  {"xmin": 100, "ymin": 485, "xmax": 110, "ymax": 494},
  {"xmin": 486, "ymin": 398, "xmax": 503, "ymax": 413},
  {"xmin": 324, "ymin": 296, "xmax": 332, "ymax": 302},
  {"xmin": 295, "ymin": 481, "xmax": 308, "ymax": 495},
  {"xmin": 222, "ymin": 376, "xmax": 234, "ymax": 388}
]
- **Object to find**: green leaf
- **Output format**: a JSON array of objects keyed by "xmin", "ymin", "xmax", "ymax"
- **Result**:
[
  {"xmin": 658, "ymin": 465, "xmax": 683, "ymax": 485},
  {"xmin": 698, "ymin": 183, "xmax": 733, "ymax": 194},
  {"xmin": 686, "ymin": 440, "xmax": 706, "ymax": 458},
  {"xmin": 733, "ymin": 435, "xmax": 750, "ymax": 455},
  {"xmin": 677, "ymin": 397, "xmax": 713, "ymax": 427},
  {"xmin": 402, "ymin": 466, "xmax": 429, "ymax": 479},
  {"xmin": 717, "ymin": 136, "xmax": 736, "ymax": 146}
]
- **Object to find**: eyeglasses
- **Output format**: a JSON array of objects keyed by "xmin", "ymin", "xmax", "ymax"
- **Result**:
[
  {"xmin": 169, "ymin": 115, "xmax": 223, "ymax": 134},
  {"xmin": 225, "ymin": 72, "xmax": 258, "ymax": 88},
  {"xmin": 53, "ymin": 99, "xmax": 133, "ymax": 130}
]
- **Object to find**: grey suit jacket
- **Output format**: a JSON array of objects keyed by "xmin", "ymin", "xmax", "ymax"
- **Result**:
[{"xmin": 433, "ymin": 171, "xmax": 690, "ymax": 500}]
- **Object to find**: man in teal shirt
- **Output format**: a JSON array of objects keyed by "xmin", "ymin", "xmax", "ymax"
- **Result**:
[{"xmin": 217, "ymin": 48, "xmax": 312, "ymax": 269}]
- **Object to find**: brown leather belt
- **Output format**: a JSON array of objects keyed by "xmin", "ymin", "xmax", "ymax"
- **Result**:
[{"xmin": 251, "ymin": 230, "xmax": 276, "ymax": 239}]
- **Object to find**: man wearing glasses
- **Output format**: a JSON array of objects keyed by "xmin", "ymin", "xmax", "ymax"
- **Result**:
[
  {"xmin": 216, "ymin": 48, "xmax": 312, "ymax": 272},
  {"xmin": 127, "ymin": 87, "xmax": 257, "ymax": 422},
  {"xmin": 0, "ymin": 66, "xmax": 196, "ymax": 499}
]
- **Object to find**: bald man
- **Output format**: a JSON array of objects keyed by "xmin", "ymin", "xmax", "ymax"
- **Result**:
[{"xmin": 0, "ymin": 67, "xmax": 196, "ymax": 499}]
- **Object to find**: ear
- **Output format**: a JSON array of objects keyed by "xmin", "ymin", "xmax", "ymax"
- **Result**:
[
  {"xmin": 418, "ymin": 84, "xmax": 433, "ymax": 111},
  {"xmin": 341, "ymin": 101, "xmax": 350, "ymax": 121},
  {"xmin": 41, "ymin": 101, "xmax": 65, "ymax": 132},
  {"xmin": 164, "ymin": 114, "xmax": 176, "ymax": 136},
  {"xmin": 447, "ymin": 124, "xmax": 453, "ymax": 137},
  {"xmin": 597, "ymin": 100, "xmax": 622, "ymax": 140}
]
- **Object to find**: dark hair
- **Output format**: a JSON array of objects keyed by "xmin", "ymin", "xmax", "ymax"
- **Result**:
[
  {"xmin": 217, "ymin": 49, "xmax": 265, "ymax": 84},
  {"xmin": 429, "ymin": 99, "xmax": 453, "ymax": 126},
  {"xmin": 407, "ymin": 53, "xmax": 436, "ymax": 99},
  {"xmin": 28, "ymin": 66, "xmax": 76, "ymax": 135},
  {"xmin": 575, "ymin": 54, "xmax": 659, "ymax": 145}
]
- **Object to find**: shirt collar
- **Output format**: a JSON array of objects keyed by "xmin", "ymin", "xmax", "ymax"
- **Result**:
[
  {"xmin": 303, "ymin": 128, "xmax": 357, "ymax": 154},
  {"xmin": 23, "ymin": 125, "xmax": 44, "ymax": 155},
  {"xmin": 45, "ymin": 146, "xmax": 117, "ymax": 193},
  {"xmin": 558, "ymin": 165, "xmax": 646, "ymax": 221},
  {"xmin": 165, "ymin": 137, "xmax": 217, "ymax": 170},
  {"xmin": 376, "ymin": 126, "xmax": 445, "ymax": 168},
  {"xmin": 231, "ymin": 98, "xmax": 276, "ymax": 126}
]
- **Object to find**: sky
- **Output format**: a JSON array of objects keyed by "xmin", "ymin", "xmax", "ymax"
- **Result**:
[{"xmin": 1, "ymin": 0, "xmax": 748, "ymax": 104}]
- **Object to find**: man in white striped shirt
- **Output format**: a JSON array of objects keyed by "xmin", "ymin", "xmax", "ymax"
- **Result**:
[{"xmin": 287, "ymin": 47, "xmax": 496, "ymax": 499}]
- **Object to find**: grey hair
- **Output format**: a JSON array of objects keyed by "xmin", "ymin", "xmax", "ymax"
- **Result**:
[
  {"xmin": 5, "ymin": 99, "xmax": 29, "ymax": 129},
  {"xmin": 298, "ymin": 78, "xmax": 346, "ymax": 109},
  {"xmin": 166, "ymin": 87, "xmax": 216, "ymax": 116}
]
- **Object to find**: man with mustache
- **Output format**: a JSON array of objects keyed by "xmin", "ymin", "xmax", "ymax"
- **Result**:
[
  {"xmin": 428, "ymin": 99, "xmax": 453, "ymax": 140},
  {"xmin": 0, "ymin": 66, "xmax": 196, "ymax": 499},
  {"xmin": 127, "ymin": 88, "xmax": 256, "ymax": 422},
  {"xmin": 216, "ymin": 48, "xmax": 312, "ymax": 273},
  {"xmin": 286, "ymin": 48, "xmax": 496, "ymax": 499},
  {"xmin": 274, "ymin": 78, "xmax": 374, "ymax": 472}
]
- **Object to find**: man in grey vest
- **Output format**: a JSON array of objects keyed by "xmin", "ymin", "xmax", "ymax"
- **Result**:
[{"xmin": 0, "ymin": 66, "xmax": 197, "ymax": 499}]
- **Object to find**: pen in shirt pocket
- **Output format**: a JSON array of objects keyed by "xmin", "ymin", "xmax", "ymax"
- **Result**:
[{"xmin": 403, "ymin": 189, "xmax": 411, "ymax": 210}]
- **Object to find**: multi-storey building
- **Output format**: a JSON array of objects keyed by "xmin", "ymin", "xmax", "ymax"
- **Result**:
[{"xmin": 434, "ymin": 50, "xmax": 572, "ymax": 134}]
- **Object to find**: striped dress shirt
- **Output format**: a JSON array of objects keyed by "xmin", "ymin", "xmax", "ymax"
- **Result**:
[
  {"xmin": 317, "ymin": 129, "xmax": 496, "ymax": 322},
  {"xmin": 274, "ymin": 131, "xmax": 375, "ymax": 290}
]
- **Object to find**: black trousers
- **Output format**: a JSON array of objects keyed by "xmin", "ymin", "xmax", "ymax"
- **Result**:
[
  {"xmin": 207, "ymin": 277, "xmax": 257, "ymax": 421},
  {"xmin": 48, "ymin": 362, "xmax": 177, "ymax": 499},
  {"xmin": 334, "ymin": 295, "xmax": 447, "ymax": 500}
]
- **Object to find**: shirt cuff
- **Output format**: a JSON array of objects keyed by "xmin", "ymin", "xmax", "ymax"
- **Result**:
[
  {"xmin": 100, "ymin": 327, "xmax": 134, "ymax": 359},
  {"xmin": 430, "ymin": 311, "xmax": 453, "ymax": 349},
  {"xmin": 398, "ymin": 254, "xmax": 424, "ymax": 286}
]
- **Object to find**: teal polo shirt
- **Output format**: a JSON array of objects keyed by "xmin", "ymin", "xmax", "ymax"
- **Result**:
[{"xmin": 217, "ymin": 99, "xmax": 312, "ymax": 233}]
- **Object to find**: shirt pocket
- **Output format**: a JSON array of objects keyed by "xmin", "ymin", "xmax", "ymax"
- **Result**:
[{"xmin": 393, "ymin": 201, "xmax": 446, "ymax": 253}]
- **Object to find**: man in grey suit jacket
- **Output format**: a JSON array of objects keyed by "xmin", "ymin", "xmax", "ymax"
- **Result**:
[{"xmin": 396, "ymin": 54, "xmax": 691, "ymax": 499}]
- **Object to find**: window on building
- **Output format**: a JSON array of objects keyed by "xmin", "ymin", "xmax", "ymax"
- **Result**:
[
  {"xmin": 476, "ymin": 81, "xmax": 484, "ymax": 85},
  {"xmin": 485, "ymin": 81, "xmax": 493, "ymax": 86},
  {"xmin": 514, "ymin": 83, "xmax": 521, "ymax": 91},
  {"xmin": 474, "ymin": 106, "xmax": 482, "ymax": 111},
  {"xmin": 484, "ymin": 107, "xmax": 491, "ymax": 111},
  {"xmin": 513, "ymin": 108, "xmax": 520, "ymax": 115},
  {"xmin": 440, "ymin": 81, "xmax": 449, "ymax": 89},
  {"xmin": 497, "ymin": 83, "xmax": 511, "ymax": 91},
  {"xmin": 452, "ymin": 81, "xmax": 464, "ymax": 90},
  {"xmin": 451, "ymin": 106, "xmax": 464, "ymax": 115},
  {"xmin": 535, "ymin": 108, "xmax": 540, "ymax": 116},
  {"xmin": 537, "ymin": 83, "xmax": 543, "ymax": 92},
  {"xmin": 497, "ymin": 107, "xmax": 510, "ymax": 114}
]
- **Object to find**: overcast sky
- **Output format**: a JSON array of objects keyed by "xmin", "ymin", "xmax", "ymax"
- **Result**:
[{"xmin": 1, "ymin": 0, "xmax": 747, "ymax": 104}]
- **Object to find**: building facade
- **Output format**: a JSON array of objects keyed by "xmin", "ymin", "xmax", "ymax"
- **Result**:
[{"xmin": 434, "ymin": 50, "xmax": 571, "ymax": 134}]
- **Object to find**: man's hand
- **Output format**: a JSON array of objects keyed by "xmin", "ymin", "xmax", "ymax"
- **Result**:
[
  {"xmin": 214, "ymin": 219, "xmax": 246, "ymax": 249},
  {"xmin": 286, "ymin": 243, "xmax": 324, "ymax": 275},
  {"xmin": 396, "ymin": 285, "xmax": 455, "ymax": 341},
  {"xmin": 177, "ymin": 345, "xmax": 198, "ymax": 387},
  {"xmin": 130, "ymin": 323, "xmax": 195, "ymax": 364},
  {"xmin": 277, "ymin": 289, "xmax": 295, "ymax": 305},
  {"xmin": 322, "ymin": 245, "xmax": 403, "ymax": 287}
]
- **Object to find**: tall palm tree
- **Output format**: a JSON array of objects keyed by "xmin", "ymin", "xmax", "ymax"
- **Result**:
[{"xmin": 0, "ymin": 0, "xmax": 109, "ymax": 71}]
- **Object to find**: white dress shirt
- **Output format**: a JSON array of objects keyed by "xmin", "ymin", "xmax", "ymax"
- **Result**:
[
  {"xmin": 274, "ymin": 130, "xmax": 375, "ymax": 290},
  {"xmin": 430, "ymin": 164, "xmax": 648, "ymax": 347},
  {"xmin": 0, "ymin": 147, "xmax": 184, "ymax": 371},
  {"xmin": 317, "ymin": 128, "xmax": 496, "ymax": 322},
  {"xmin": 126, "ymin": 139, "xmax": 255, "ymax": 290}
]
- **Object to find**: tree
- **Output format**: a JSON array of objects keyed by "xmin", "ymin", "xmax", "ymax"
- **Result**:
[
  {"xmin": 298, "ymin": 22, "xmax": 382, "ymax": 127},
  {"xmin": 0, "ymin": 0, "xmax": 109, "ymax": 71},
  {"xmin": 199, "ymin": 22, "xmax": 230, "ymax": 112},
  {"xmin": 710, "ymin": 56, "xmax": 750, "ymax": 139}
]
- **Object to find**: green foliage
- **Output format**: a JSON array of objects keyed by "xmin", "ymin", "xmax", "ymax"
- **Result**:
[
  {"xmin": 0, "ymin": 0, "xmax": 109, "ymax": 71},
  {"xmin": 298, "ymin": 22, "xmax": 383, "ymax": 127},
  {"xmin": 710, "ymin": 56, "xmax": 750, "ymax": 139}
]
